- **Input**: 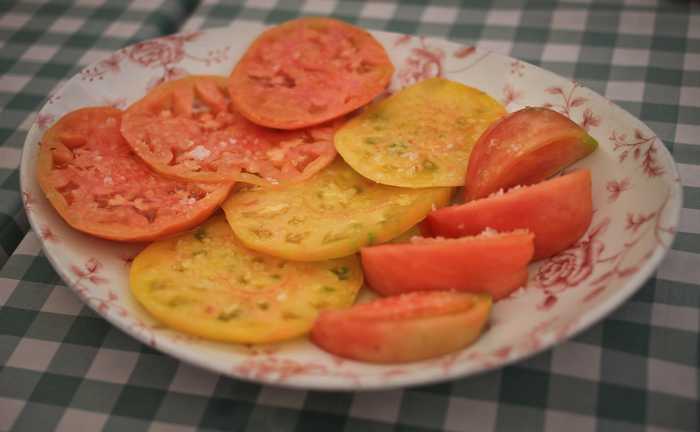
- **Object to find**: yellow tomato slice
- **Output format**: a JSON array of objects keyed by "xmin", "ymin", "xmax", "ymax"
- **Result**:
[
  {"xmin": 222, "ymin": 159, "xmax": 452, "ymax": 261},
  {"xmin": 130, "ymin": 216, "xmax": 362, "ymax": 344},
  {"xmin": 334, "ymin": 77, "xmax": 506, "ymax": 187}
]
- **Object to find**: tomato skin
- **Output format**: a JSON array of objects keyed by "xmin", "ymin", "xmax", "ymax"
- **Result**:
[
  {"xmin": 37, "ymin": 107, "xmax": 232, "ymax": 242},
  {"xmin": 361, "ymin": 232, "xmax": 534, "ymax": 300},
  {"xmin": 465, "ymin": 107, "xmax": 597, "ymax": 200},
  {"xmin": 311, "ymin": 291, "xmax": 491, "ymax": 363},
  {"xmin": 427, "ymin": 170, "xmax": 592, "ymax": 260},
  {"xmin": 229, "ymin": 17, "xmax": 394, "ymax": 130}
]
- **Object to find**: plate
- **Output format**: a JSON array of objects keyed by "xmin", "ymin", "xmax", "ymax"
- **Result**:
[{"xmin": 20, "ymin": 22, "xmax": 681, "ymax": 390}]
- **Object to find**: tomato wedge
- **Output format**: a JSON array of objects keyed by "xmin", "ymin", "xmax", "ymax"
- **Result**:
[
  {"xmin": 426, "ymin": 169, "xmax": 593, "ymax": 260},
  {"xmin": 311, "ymin": 291, "xmax": 491, "ymax": 363},
  {"xmin": 361, "ymin": 231, "xmax": 534, "ymax": 300},
  {"xmin": 229, "ymin": 17, "xmax": 394, "ymax": 130},
  {"xmin": 121, "ymin": 75, "xmax": 338, "ymax": 186},
  {"xmin": 465, "ymin": 107, "xmax": 597, "ymax": 200},
  {"xmin": 36, "ymin": 107, "xmax": 232, "ymax": 242}
]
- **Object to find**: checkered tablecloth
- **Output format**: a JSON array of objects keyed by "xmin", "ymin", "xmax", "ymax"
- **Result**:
[{"xmin": 1, "ymin": 1, "xmax": 698, "ymax": 431}]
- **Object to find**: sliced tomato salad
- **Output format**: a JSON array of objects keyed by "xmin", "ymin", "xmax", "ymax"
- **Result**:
[
  {"xmin": 361, "ymin": 231, "xmax": 534, "ymax": 300},
  {"xmin": 121, "ymin": 75, "xmax": 339, "ymax": 186},
  {"xmin": 37, "ymin": 107, "xmax": 232, "ymax": 242},
  {"xmin": 311, "ymin": 291, "xmax": 491, "ymax": 363},
  {"xmin": 229, "ymin": 17, "xmax": 394, "ymax": 130}
]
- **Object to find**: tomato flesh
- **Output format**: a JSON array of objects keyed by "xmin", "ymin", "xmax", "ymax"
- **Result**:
[
  {"xmin": 311, "ymin": 291, "xmax": 491, "ymax": 363},
  {"xmin": 122, "ymin": 75, "xmax": 338, "ymax": 186},
  {"xmin": 361, "ymin": 231, "xmax": 534, "ymax": 300},
  {"xmin": 465, "ymin": 107, "xmax": 597, "ymax": 200},
  {"xmin": 36, "ymin": 107, "xmax": 232, "ymax": 242},
  {"xmin": 335, "ymin": 78, "xmax": 506, "ymax": 187},
  {"xmin": 427, "ymin": 169, "xmax": 593, "ymax": 260},
  {"xmin": 222, "ymin": 159, "xmax": 452, "ymax": 261},
  {"xmin": 229, "ymin": 17, "xmax": 394, "ymax": 130},
  {"xmin": 130, "ymin": 216, "xmax": 363, "ymax": 344}
]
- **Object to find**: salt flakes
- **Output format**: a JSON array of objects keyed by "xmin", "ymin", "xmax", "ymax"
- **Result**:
[{"xmin": 187, "ymin": 145, "xmax": 211, "ymax": 161}]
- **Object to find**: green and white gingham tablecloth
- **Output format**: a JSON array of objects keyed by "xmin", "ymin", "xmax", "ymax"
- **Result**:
[{"xmin": 0, "ymin": 1, "xmax": 698, "ymax": 431}]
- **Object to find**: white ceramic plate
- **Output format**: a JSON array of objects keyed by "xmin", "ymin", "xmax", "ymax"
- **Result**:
[{"xmin": 20, "ymin": 22, "xmax": 681, "ymax": 391}]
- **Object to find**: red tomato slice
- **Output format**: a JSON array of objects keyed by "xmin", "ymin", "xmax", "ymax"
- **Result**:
[
  {"xmin": 37, "ymin": 107, "xmax": 232, "ymax": 242},
  {"xmin": 465, "ymin": 107, "xmax": 597, "ymax": 200},
  {"xmin": 361, "ymin": 231, "xmax": 534, "ymax": 300},
  {"xmin": 121, "ymin": 75, "xmax": 338, "ymax": 186},
  {"xmin": 311, "ymin": 291, "xmax": 491, "ymax": 363},
  {"xmin": 426, "ymin": 169, "xmax": 592, "ymax": 260},
  {"xmin": 229, "ymin": 17, "xmax": 394, "ymax": 130}
]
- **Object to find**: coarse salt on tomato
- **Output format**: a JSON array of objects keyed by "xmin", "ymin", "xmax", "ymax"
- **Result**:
[
  {"xmin": 37, "ymin": 107, "xmax": 232, "ymax": 242},
  {"xmin": 121, "ymin": 75, "xmax": 339, "ymax": 186},
  {"xmin": 229, "ymin": 17, "xmax": 394, "ymax": 130}
]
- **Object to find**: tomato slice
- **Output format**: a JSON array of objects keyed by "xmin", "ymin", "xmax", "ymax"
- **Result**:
[
  {"xmin": 222, "ymin": 159, "xmax": 452, "ymax": 261},
  {"xmin": 121, "ymin": 75, "xmax": 339, "ymax": 186},
  {"xmin": 361, "ymin": 231, "xmax": 534, "ymax": 300},
  {"xmin": 36, "ymin": 107, "xmax": 232, "ymax": 242},
  {"xmin": 465, "ymin": 107, "xmax": 598, "ymax": 200},
  {"xmin": 427, "ymin": 169, "xmax": 593, "ymax": 260},
  {"xmin": 311, "ymin": 291, "xmax": 491, "ymax": 363},
  {"xmin": 335, "ymin": 78, "xmax": 506, "ymax": 187},
  {"xmin": 229, "ymin": 17, "xmax": 394, "ymax": 130},
  {"xmin": 130, "ymin": 216, "xmax": 363, "ymax": 344}
]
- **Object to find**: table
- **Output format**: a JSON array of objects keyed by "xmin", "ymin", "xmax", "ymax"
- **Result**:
[{"xmin": 1, "ymin": 1, "xmax": 698, "ymax": 431}]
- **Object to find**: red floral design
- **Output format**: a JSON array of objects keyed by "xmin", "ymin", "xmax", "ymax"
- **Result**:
[
  {"xmin": 535, "ymin": 218, "xmax": 608, "ymax": 291},
  {"xmin": 502, "ymin": 83, "xmax": 522, "ymax": 107},
  {"xmin": 536, "ymin": 186, "xmax": 675, "ymax": 310},
  {"xmin": 453, "ymin": 46, "xmax": 476, "ymax": 58},
  {"xmin": 22, "ymin": 192, "xmax": 34, "ymax": 213},
  {"xmin": 606, "ymin": 178, "xmax": 631, "ymax": 202},
  {"xmin": 539, "ymin": 294, "xmax": 558, "ymax": 310},
  {"xmin": 580, "ymin": 108, "xmax": 601, "ymax": 131},
  {"xmin": 81, "ymin": 53, "xmax": 124, "ymax": 82},
  {"xmin": 543, "ymin": 83, "xmax": 587, "ymax": 118},
  {"xmin": 397, "ymin": 38, "xmax": 444, "ymax": 87},
  {"xmin": 582, "ymin": 285, "xmax": 607, "ymax": 303},
  {"xmin": 510, "ymin": 60, "xmax": 525, "ymax": 77},
  {"xmin": 145, "ymin": 66, "xmax": 188, "ymax": 92},
  {"xmin": 126, "ymin": 34, "xmax": 192, "ymax": 68},
  {"xmin": 543, "ymin": 82, "xmax": 601, "ymax": 131},
  {"xmin": 610, "ymin": 129, "xmax": 664, "ymax": 177},
  {"xmin": 103, "ymin": 97, "xmax": 127, "ymax": 109},
  {"xmin": 47, "ymin": 91, "xmax": 61, "ymax": 105},
  {"xmin": 36, "ymin": 113, "xmax": 55, "ymax": 130},
  {"xmin": 394, "ymin": 34, "xmax": 413, "ymax": 47},
  {"xmin": 70, "ymin": 257, "xmax": 106, "ymax": 285},
  {"xmin": 234, "ymin": 357, "xmax": 326, "ymax": 381},
  {"xmin": 231, "ymin": 354, "xmax": 365, "ymax": 384},
  {"xmin": 625, "ymin": 212, "xmax": 656, "ymax": 233},
  {"xmin": 40, "ymin": 226, "xmax": 57, "ymax": 242},
  {"xmin": 69, "ymin": 257, "xmax": 158, "ymax": 347}
]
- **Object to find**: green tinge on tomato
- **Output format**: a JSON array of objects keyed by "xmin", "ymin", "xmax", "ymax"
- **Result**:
[
  {"xmin": 465, "ymin": 107, "xmax": 598, "ymax": 200},
  {"xmin": 222, "ymin": 159, "xmax": 452, "ymax": 261}
]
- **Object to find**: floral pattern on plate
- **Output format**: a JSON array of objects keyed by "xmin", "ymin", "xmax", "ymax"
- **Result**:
[{"xmin": 20, "ymin": 22, "xmax": 681, "ymax": 390}]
